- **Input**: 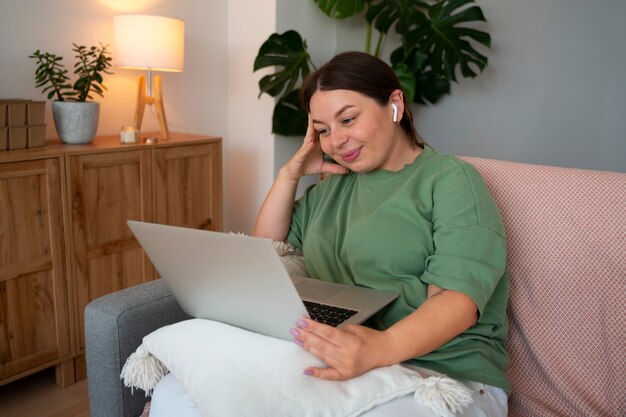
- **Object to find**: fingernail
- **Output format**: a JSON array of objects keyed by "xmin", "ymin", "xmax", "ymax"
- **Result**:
[
  {"xmin": 296, "ymin": 319, "xmax": 308, "ymax": 328},
  {"xmin": 289, "ymin": 328, "xmax": 300, "ymax": 338},
  {"xmin": 293, "ymin": 338, "xmax": 304, "ymax": 347},
  {"xmin": 303, "ymin": 369, "xmax": 314, "ymax": 376}
]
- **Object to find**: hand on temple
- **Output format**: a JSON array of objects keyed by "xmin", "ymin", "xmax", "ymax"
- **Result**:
[{"xmin": 282, "ymin": 116, "xmax": 348, "ymax": 182}]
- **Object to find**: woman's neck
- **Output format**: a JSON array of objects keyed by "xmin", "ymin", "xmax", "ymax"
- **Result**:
[{"xmin": 386, "ymin": 130, "xmax": 423, "ymax": 172}]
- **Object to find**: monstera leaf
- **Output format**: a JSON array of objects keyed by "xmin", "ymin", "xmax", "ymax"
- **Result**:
[
  {"xmin": 273, "ymin": 89, "xmax": 309, "ymax": 137},
  {"xmin": 365, "ymin": 0, "xmax": 429, "ymax": 34},
  {"xmin": 314, "ymin": 0, "xmax": 368, "ymax": 19},
  {"xmin": 422, "ymin": 0, "xmax": 490, "ymax": 80},
  {"xmin": 254, "ymin": 31, "xmax": 313, "ymax": 135},
  {"xmin": 391, "ymin": 62, "xmax": 417, "ymax": 103},
  {"xmin": 392, "ymin": 0, "xmax": 490, "ymax": 103},
  {"xmin": 254, "ymin": 30, "xmax": 313, "ymax": 101}
]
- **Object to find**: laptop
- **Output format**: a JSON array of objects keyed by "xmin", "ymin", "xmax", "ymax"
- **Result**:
[{"xmin": 127, "ymin": 221, "xmax": 398, "ymax": 341}]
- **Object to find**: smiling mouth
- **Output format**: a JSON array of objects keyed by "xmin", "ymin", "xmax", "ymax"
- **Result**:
[{"xmin": 341, "ymin": 147, "xmax": 362, "ymax": 162}]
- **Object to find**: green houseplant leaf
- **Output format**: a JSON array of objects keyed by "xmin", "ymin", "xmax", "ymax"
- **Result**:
[
  {"xmin": 394, "ymin": 0, "xmax": 490, "ymax": 103},
  {"xmin": 273, "ymin": 89, "xmax": 309, "ymax": 137},
  {"xmin": 425, "ymin": 0, "xmax": 490, "ymax": 80},
  {"xmin": 365, "ymin": 0, "xmax": 429, "ymax": 34},
  {"xmin": 391, "ymin": 62, "xmax": 417, "ymax": 103},
  {"xmin": 254, "ymin": 30, "xmax": 313, "ymax": 102},
  {"xmin": 72, "ymin": 43, "xmax": 114, "ymax": 101},
  {"xmin": 314, "ymin": 0, "xmax": 368, "ymax": 19},
  {"xmin": 31, "ymin": 50, "xmax": 73, "ymax": 101},
  {"xmin": 30, "ymin": 43, "xmax": 112, "ymax": 102},
  {"xmin": 254, "ymin": 30, "xmax": 315, "ymax": 135}
]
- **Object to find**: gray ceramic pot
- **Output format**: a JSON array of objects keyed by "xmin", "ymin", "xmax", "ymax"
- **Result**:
[{"xmin": 52, "ymin": 101, "xmax": 100, "ymax": 144}]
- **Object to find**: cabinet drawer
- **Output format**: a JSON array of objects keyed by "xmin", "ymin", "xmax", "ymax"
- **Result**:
[{"xmin": 153, "ymin": 142, "xmax": 222, "ymax": 230}]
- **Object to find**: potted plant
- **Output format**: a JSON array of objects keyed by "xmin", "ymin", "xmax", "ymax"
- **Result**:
[
  {"xmin": 254, "ymin": 0, "xmax": 491, "ymax": 136},
  {"xmin": 30, "ymin": 43, "xmax": 113, "ymax": 144}
]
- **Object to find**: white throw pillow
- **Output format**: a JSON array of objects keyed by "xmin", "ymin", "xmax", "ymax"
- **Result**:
[{"xmin": 122, "ymin": 319, "xmax": 472, "ymax": 417}]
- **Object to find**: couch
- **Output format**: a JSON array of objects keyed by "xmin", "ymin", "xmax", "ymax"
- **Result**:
[{"xmin": 85, "ymin": 156, "xmax": 625, "ymax": 417}]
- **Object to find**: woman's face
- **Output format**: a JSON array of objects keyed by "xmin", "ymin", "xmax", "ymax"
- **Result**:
[{"xmin": 309, "ymin": 89, "xmax": 411, "ymax": 173}]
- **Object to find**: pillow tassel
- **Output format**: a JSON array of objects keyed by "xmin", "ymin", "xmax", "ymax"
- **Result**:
[
  {"xmin": 413, "ymin": 376, "xmax": 474, "ymax": 417},
  {"xmin": 120, "ymin": 343, "xmax": 168, "ymax": 396}
]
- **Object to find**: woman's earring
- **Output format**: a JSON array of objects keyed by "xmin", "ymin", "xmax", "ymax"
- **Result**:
[{"xmin": 391, "ymin": 103, "xmax": 398, "ymax": 123}]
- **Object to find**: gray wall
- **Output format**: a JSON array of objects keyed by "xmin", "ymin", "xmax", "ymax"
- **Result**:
[
  {"xmin": 413, "ymin": 0, "xmax": 626, "ymax": 173},
  {"xmin": 275, "ymin": 0, "xmax": 626, "ymax": 174}
]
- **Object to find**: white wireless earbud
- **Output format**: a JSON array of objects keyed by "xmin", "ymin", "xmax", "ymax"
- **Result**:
[{"xmin": 391, "ymin": 103, "xmax": 399, "ymax": 123}]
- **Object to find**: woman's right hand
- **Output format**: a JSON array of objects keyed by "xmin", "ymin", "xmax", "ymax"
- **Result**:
[
  {"xmin": 253, "ymin": 117, "xmax": 347, "ymax": 240},
  {"xmin": 282, "ymin": 117, "xmax": 348, "ymax": 182}
]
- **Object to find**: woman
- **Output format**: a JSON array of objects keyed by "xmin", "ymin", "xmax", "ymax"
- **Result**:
[
  {"xmin": 152, "ymin": 51, "xmax": 509, "ymax": 416},
  {"xmin": 253, "ymin": 51, "xmax": 510, "ymax": 415}
]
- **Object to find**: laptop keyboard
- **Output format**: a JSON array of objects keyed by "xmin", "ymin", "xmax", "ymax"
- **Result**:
[{"xmin": 303, "ymin": 301, "xmax": 358, "ymax": 327}]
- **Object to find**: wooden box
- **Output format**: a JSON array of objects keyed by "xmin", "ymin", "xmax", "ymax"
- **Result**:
[
  {"xmin": 27, "ymin": 101, "xmax": 46, "ymax": 125},
  {"xmin": 27, "ymin": 124, "xmax": 46, "ymax": 148},
  {"xmin": 7, "ymin": 102, "xmax": 27, "ymax": 126},
  {"xmin": 0, "ymin": 99, "xmax": 47, "ymax": 151},
  {"xmin": 0, "ymin": 127, "xmax": 7, "ymax": 150},
  {"xmin": 0, "ymin": 103, "xmax": 6, "ymax": 126},
  {"xmin": 8, "ymin": 126, "xmax": 27, "ymax": 150}
]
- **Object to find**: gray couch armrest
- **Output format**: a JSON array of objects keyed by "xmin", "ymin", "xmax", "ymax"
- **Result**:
[{"xmin": 85, "ymin": 279, "xmax": 190, "ymax": 417}]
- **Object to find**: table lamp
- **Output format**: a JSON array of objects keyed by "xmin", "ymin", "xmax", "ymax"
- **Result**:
[{"xmin": 114, "ymin": 14, "xmax": 185, "ymax": 141}]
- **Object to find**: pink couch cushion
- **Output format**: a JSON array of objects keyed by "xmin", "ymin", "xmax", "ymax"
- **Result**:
[{"xmin": 462, "ymin": 157, "xmax": 625, "ymax": 417}]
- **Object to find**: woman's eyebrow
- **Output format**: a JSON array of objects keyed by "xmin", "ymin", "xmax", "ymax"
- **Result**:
[{"xmin": 312, "ymin": 105, "xmax": 355, "ymax": 124}]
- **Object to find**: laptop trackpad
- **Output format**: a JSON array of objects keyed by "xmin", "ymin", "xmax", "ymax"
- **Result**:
[{"xmin": 295, "ymin": 280, "xmax": 343, "ymax": 301}]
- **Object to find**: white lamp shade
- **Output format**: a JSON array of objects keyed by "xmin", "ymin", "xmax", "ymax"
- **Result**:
[{"xmin": 114, "ymin": 14, "xmax": 184, "ymax": 72}]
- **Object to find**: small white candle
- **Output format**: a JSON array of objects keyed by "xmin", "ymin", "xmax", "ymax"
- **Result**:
[{"xmin": 120, "ymin": 126, "xmax": 138, "ymax": 144}]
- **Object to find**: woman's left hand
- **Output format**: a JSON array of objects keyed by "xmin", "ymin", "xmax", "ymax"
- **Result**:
[{"xmin": 291, "ymin": 318, "xmax": 393, "ymax": 380}]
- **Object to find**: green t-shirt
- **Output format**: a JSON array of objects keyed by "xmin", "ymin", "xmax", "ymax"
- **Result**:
[{"xmin": 287, "ymin": 146, "xmax": 510, "ymax": 391}]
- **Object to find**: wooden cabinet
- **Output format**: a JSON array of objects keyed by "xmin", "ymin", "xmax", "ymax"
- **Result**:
[
  {"xmin": 0, "ymin": 158, "xmax": 73, "ymax": 385},
  {"xmin": 0, "ymin": 133, "xmax": 222, "ymax": 386},
  {"xmin": 68, "ymin": 148, "xmax": 154, "ymax": 354}
]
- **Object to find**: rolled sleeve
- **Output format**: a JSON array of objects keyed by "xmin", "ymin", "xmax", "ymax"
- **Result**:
[
  {"xmin": 420, "ymin": 162, "xmax": 507, "ymax": 315},
  {"xmin": 422, "ymin": 225, "xmax": 506, "ymax": 314}
]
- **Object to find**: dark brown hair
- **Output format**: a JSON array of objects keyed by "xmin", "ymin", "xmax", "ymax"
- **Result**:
[{"xmin": 300, "ymin": 51, "xmax": 423, "ymax": 148}]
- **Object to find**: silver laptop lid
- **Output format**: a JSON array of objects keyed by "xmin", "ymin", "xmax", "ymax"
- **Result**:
[{"xmin": 128, "ymin": 221, "xmax": 308, "ymax": 340}]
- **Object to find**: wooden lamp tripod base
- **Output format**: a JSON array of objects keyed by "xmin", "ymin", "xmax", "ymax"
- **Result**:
[{"xmin": 133, "ymin": 75, "xmax": 169, "ymax": 140}]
